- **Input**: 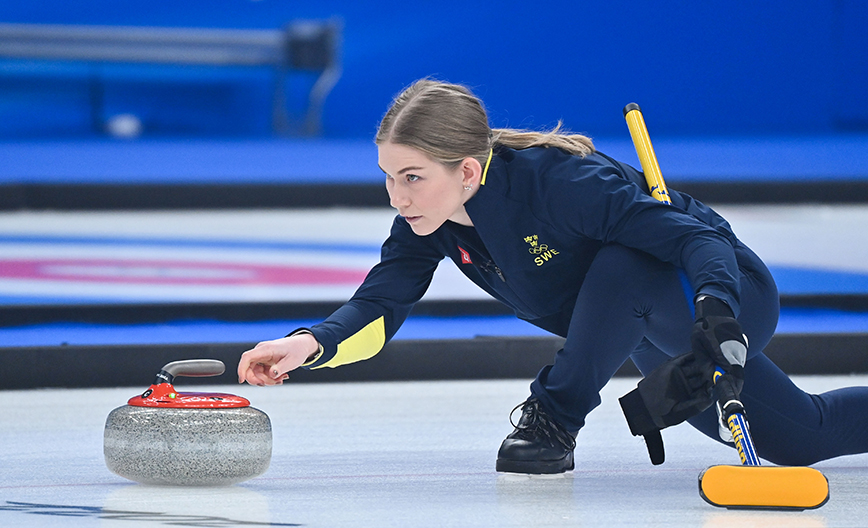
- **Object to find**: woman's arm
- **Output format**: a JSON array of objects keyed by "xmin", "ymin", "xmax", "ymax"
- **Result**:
[
  {"xmin": 238, "ymin": 216, "xmax": 444, "ymax": 384},
  {"xmin": 541, "ymin": 152, "xmax": 742, "ymax": 314}
]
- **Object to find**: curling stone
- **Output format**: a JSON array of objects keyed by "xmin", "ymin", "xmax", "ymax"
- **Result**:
[{"xmin": 104, "ymin": 359, "xmax": 272, "ymax": 486}]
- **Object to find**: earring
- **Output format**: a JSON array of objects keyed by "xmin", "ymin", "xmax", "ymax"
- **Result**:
[{"xmin": 464, "ymin": 185, "xmax": 473, "ymax": 191}]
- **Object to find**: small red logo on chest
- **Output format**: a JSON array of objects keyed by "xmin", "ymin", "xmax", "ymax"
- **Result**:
[{"xmin": 458, "ymin": 246, "xmax": 473, "ymax": 264}]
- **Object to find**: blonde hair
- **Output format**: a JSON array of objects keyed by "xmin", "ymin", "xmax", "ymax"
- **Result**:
[{"xmin": 376, "ymin": 79, "xmax": 594, "ymax": 170}]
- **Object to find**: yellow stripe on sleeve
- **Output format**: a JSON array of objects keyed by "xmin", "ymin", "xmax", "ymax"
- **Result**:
[{"xmin": 312, "ymin": 316, "xmax": 386, "ymax": 369}]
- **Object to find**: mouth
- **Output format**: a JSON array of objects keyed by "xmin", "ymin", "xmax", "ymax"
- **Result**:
[{"xmin": 403, "ymin": 215, "xmax": 422, "ymax": 224}]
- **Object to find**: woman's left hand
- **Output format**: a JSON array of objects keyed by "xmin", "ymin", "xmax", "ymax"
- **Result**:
[{"xmin": 691, "ymin": 296, "xmax": 748, "ymax": 397}]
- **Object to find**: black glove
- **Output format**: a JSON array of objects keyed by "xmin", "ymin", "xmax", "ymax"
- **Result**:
[
  {"xmin": 619, "ymin": 352, "xmax": 715, "ymax": 464},
  {"xmin": 691, "ymin": 296, "xmax": 748, "ymax": 402}
]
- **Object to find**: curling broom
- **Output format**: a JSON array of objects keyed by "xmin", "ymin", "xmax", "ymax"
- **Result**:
[{"xmin": 623, "ymin": 102, "xmax": 830, "ymax": 510}]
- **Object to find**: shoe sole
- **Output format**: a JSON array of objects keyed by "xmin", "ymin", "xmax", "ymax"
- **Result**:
[{"xmin": 495, "ymin": 451, "xmax": 574, "ymax": 475}]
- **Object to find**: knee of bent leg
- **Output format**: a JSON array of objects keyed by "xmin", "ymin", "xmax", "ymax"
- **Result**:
[{"xmin": 756, "ymin": 445, "xmax": 825, "ymax": 467}]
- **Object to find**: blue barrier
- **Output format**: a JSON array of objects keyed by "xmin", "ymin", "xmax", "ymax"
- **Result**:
[{"xmin": 0, "ymin": 1, "xmax": 866, "ymax": 138}]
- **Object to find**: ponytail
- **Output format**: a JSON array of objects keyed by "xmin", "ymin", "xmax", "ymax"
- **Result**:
[
  {"xmin": 377, "ymin": 80, "xmax": 595, "ymax": 168},
  {"xmin": 492, "ymin": 121, "xmax": 594, "ymax": 157}
]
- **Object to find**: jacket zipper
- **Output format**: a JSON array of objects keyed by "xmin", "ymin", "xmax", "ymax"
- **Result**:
[{"xmin": 481, "ymin": 260, "xmax": 506, "ymax": 282}]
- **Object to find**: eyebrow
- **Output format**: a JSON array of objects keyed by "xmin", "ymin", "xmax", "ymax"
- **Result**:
[{"xmin": 378, "ymin": 165, "xmax": 425, "ymax": 176}]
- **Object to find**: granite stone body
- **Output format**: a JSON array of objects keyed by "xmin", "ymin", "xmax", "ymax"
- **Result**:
[{"xmin": 104, "ymin": 405, "xmax": 272, "ymax": 486}]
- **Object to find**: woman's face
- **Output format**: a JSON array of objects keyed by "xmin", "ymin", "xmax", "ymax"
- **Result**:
[{"xmin": 378, "ymin": 142, "xmax": 477, "ymax": 236}]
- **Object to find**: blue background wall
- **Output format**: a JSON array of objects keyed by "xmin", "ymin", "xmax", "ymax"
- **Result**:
[{"xmin": 1, "ymin": 0, "xmax": 866, "ymax": 139}]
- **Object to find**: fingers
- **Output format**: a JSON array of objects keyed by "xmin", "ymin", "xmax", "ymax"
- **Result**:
[
  {"xmin": 237, "ymin": 336, "xmax": 311, "ymax": 386},
  {"xmin": 237, "ymin": 343, "xmax": 269, "ymax": 382},
  {"xmin": 242, "ymin": 363, "xmax": 288, "ymax": 386},
  {"xmin": 249, "ymin": 363, "xmax": 277, "ymax": 386},
  {"xmin": 269, "ymin": 354, "xmax": 301, "ymax": 380},
  {"xmin": 238, "ymin": 342, "xmax": 282, "ymax": 386},
  {"xmin": 714, "ymin": 373, "xmax": 742, "ymax": 401}
]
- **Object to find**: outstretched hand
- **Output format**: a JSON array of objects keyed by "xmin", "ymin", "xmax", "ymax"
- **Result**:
[{"xmin": 237, "ymin": 333, "xmax": 320, "ymax": 386}]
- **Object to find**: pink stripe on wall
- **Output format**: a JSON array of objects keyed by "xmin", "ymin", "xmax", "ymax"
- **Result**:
[{"xmin": 0, "ymin": 259, "xmax": 368, "ymax": 286}]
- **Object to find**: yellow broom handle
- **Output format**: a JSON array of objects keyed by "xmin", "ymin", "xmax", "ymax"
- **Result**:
[
  {"xmin": 625, "ymin": 104, "xmax": 762, "ymax": 467},
  {"xmin": 623, "ymin": 103, "xmax": 671, "ymax": 205}
]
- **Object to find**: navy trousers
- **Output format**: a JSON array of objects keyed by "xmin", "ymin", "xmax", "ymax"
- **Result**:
[{"xmin": 530, "ymin": 242, "xmax": 868, "ymax": 465}]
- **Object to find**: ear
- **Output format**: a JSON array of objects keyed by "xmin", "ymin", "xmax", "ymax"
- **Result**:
[{"xmin": 459, "ymin": 157, "xmax": 483, "ymax": 189}]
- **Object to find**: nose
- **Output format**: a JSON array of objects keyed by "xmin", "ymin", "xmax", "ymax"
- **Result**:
[{"xmin": 388, "ymin": 182, "xmax": 410, "ymax": 210}]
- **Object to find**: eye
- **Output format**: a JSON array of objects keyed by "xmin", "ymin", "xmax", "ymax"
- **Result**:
[{"xmin": 406, "ymin": 174, "xmax": 420, "ymax": 182}]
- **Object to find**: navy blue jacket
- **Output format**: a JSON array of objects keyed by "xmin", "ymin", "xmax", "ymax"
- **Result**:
[{"xmin": 304, "ymin": 146, "xmax": 741, "ymax": 369}]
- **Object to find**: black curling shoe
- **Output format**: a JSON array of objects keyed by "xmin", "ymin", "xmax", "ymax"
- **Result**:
[{"xmin": 496, "ymin": 398, "xmax": 577, "ymax": 474}]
